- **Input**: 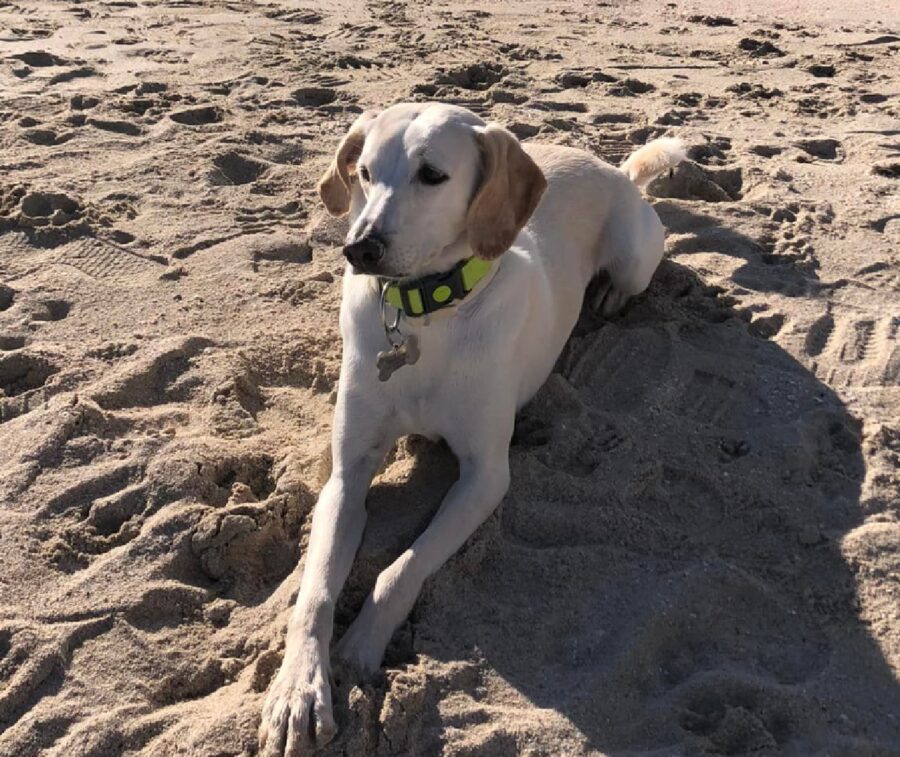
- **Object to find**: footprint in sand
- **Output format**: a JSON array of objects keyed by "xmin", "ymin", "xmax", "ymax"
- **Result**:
[
  {"xmin": 804, "ymin": 312, "xmax": 835, "ymax": 357},
  {"xmin": 608, "ymin": 78, "xmax": 656, "ymax": 97},
  {"xmin": 56, "ymin": 479, "xmax": 149, "ymax": 565},
  {"xmin": 70, "ymin": 94, "xmax": 100, "ymax": 111},
  {"xmin": 507, "ymin": 122, "xmax": 540, "ymax": 139},
  {"xmin": 688, "ymin": 137, "xmax": 732, "ymax": 166},
  {"xmin": 36, "ymin": 459, "xmax": 143, "ymax": 527},
  {"xmin": 20, "ymin": 191, "xmax": 79, "ymax": 222},
  {"xmin": 59, "ymin": 237, "xmax": 162, "ymax": 280},
  {"xmin": 30, "ymin": 298, "xmax": 71, "ymax": 322},
  {"xmin": 726, "ymin": 82, "xmax": 784, "ymax": 103},
  {"xmin": 750, "ymin": 144, "xmax": 784, "ymax": 158},
  {"xmin": 2, "ymin": 190, "xmax": 89, "ymax": 244},
  {"xmin": 872, "ymin": 162, "xmax": 900, "ymax": 179},
  {"xmin": 488, "ymin": 87, "xmax": 528, "ymax": 105},
  {"xmin": 528, "ymin": 99, "xmax": 588, "ymax": 115},
  {"xmin": 807, "ymin": 63, "xmax": 836, "ymax": 77},
  {"xmin": 0, "ymin": 617, "xmax": 112, "ymax": 726},
  {"xmin": 235, "ymin": 203, "xmax": 307, "ymax": 234},
  {"xmin": 0, "ymin": 335, "xmax": 26, "ymax": 351},
  {"xmin": 747, "ymin": 312, "xmax": 786, "ymax": 339},
  {"xmin": 21, "ymin": 127, "xmax": 73, "ymax": 146},
  {"xmin": 11, "ymin": 51, "xmax": 67, "ymax": 67},
  {"xmin": 292, "ymin": 86, "xmax": 337, "ymax": 107},
  {"xmin": 687, "ymin": 14, "xmax": 736, "ymax": 27},
  {"xmin": 853, "ymin": 260, "xmax": 900, "ymax": 289},
  {"xmin": 85, "ymin": 341, "xmax": 139, "ymax": 361},
  {"xmin": 867, "ymin": 215, "xmax": 900, "ymax": 236},
  {"xmin": 839, "ymin": 320, "xmax": 876, "ymax": 364},
  {"xmin": 758, "ymin": 201, "xmax": 828, "ymax": 275},
  {"xmin": 48, "ymin": 67, "xmax": 97, "ymax": 85},
  {"xmin": 329, "ymin": 53, "xmax": 379, "ymax": 70},
  {"xmin": 817, "ymin": 315, "xmax": 899, "ymax": 387},
  {"xmin": 208, "ymin": 151, "xmax": 269, "ymax": 186},
  {"xmin": 795, "ymin": 137, "xmax": 843, "ymax": 161},
  {"xmin": 677, "ymin": 368, "xmax": 737, "ymax": 425},
  {"xmin": 434, "ymin": 62, "xmax": 508, "ymax": 90},
  {"xmin": 557, "ymin": 67, "xmax": 609, "ymax": 92},
  {"xmin": 88, "ymin": 336, "xmax": 212, "ymax": 410},
  {"xmin": 0, "ymin": 351, "xmax": 58, "ymax": 401},
  {"xmin": 86, "ymin": 118, "xmax": 143, "ymax": 136},
  {"xmin": 739, "ymin": 37, "xmax": 785, "ymax": 57},
  {"xmin": 169, "ymin": 105, "xmax": 223, "ymax": 125},
  {"xmin": 264, "ymin": 7, "xmax": 323, "ymax": 24},
  {"xmin": 0, "ymin": 283, "xmax": 15, "ymax": 311}
]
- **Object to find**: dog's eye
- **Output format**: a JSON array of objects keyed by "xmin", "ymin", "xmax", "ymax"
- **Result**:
[
  {"xmin": 417, "ymin": 164, "xmax": 448, "ymax": 186},
  {"xmin": 358, "ymin": 166, "xmax": 370, "ymax": 182}
]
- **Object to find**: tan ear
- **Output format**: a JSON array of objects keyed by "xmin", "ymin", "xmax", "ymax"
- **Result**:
[
  {"xmin": 467, "ymin": 124, "xmax": 547, "ymax": 260},
  {"xmin": 317, "ymin": 111, "xmax": 378, "ymax": 217}
]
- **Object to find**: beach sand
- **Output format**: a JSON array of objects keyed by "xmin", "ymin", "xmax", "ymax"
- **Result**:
[{"xmin": 0, "ymin": 1, "xmax": 898, "ymax": 754}]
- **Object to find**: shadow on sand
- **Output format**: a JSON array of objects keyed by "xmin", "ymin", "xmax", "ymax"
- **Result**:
[{"xmin": 330, "ymin": 202, "xmax": 899, "ymax": 754}]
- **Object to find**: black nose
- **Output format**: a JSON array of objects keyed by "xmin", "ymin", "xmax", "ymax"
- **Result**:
[{"xmin": 343, "ymin": 232, "xmax": 386, "ymax": 272}]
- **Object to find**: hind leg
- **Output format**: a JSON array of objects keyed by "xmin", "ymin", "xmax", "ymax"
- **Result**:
[
  {"xmin": 589, "ymin": 274, "xmax": 632, "ymax": 316},
  {"xmin": 594, "ymin": 202, "xmax": 665, "ymax": 316}
]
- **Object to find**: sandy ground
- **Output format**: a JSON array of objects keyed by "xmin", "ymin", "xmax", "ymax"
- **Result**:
[{"xmin": 0, "ymin": 1, "xmax": 898, "ymax": 755}]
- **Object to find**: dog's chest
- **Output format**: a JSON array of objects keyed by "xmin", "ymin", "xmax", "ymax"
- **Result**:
[{"xmin": 377, "ymin": 329, "xmax": 472, "ymax": 438}]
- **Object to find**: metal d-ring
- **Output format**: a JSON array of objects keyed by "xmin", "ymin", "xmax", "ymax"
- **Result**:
[{"xmin": 380, "ymin": 281, "xmax": 405, "ymax": 349}]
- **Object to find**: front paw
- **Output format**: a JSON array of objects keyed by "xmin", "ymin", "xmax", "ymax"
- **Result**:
[
  {"xmin": 258, "ymin": 638, "xmax": 336, "ymax": 756},
  {"xmin": 333, "ymin": 621, "xmax": 384, "ymax": 677}
]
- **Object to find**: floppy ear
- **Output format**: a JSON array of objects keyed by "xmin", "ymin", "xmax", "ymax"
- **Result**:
[
  {"xmin": 317, "ymin": 110, "xmax": 378, "ymax": 217},
  {"xmin": 467, "ymin": 124, "xmax": 547, "ymax": 260}
]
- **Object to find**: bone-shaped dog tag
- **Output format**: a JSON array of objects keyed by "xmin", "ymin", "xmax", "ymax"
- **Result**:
[{"xmin": 376, "ymin": 334, "xmax": 419, "ymax": 382}]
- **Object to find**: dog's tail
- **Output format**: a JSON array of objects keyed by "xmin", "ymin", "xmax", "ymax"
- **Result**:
[{"xmin": 620, "ymin": 137, "xmax": 686, "ymax": 188}]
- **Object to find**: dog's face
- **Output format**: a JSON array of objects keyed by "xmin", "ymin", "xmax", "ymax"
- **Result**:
[{"xmin": 318, "ymin": 103, "xmax": 546, "ymax": 279}]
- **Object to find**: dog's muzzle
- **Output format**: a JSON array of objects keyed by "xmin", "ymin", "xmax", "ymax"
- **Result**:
[{"xmin": 343, "ymin": 232, "xmax": 386, "ymax": 274}]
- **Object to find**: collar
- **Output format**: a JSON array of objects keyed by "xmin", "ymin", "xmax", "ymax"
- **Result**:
[{"xmin": 379, "ymin": 257, "xmax": 493, "ymax": 318}]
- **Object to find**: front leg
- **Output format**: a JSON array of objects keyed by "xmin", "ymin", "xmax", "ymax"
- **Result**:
[
  {"xmin": 335, "ymin": 449, "xmax": 511, "ymax": 674},
  {"xmin": 259, "ymin": 399, "xmax": 392, "ymax": 756}
]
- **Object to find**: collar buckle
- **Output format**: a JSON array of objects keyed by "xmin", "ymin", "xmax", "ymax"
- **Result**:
[{"xmin": 408, "ymin": 259, "xmax": 467, "ymax": 316}]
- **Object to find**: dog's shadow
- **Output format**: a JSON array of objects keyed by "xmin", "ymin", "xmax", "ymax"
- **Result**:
[{"xmin": 331, "ymin": 203, "xmax": 899, "ymax": 754}]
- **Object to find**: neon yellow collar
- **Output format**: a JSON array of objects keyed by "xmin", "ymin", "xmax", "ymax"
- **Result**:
[{"xmin": 380, "ymin": 257, "xmax": 493, "ymax": 317}]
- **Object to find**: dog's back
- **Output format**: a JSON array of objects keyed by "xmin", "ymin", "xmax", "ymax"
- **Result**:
[{"xmin": 520, "ymin": 140, "xmax": 682, "ymax": 303}]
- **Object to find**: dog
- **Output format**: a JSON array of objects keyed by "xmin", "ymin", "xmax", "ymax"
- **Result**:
[{"xmin": 258, "ymin": 102, "xmax": 684, "ymax": 755}]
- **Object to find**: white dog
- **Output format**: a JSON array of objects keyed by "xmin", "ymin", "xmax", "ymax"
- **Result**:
[{"xmin": 259, "ymin": 102, "xmax": 684, "ymax": 755}]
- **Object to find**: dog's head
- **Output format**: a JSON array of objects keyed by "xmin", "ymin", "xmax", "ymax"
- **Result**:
[{"xmin": 318, "ymin": 103, "xmax": 546, "ymax": 278}]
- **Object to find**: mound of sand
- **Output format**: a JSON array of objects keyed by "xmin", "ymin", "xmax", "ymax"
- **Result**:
[{"xmin": 0, "ymin": 1, "xmax": 897, "ymax": 755}]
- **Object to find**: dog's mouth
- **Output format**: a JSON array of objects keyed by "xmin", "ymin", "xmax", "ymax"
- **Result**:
[
  {"xmin": 347, "ymin": 259, "xmax": 411, "ymax": 279},
  {"xmin": 350, "ymin": 243, "xmax": 461, "ymax": 282},
  {"xmin": 372, "ymin": 270, "xmax": 407, "ymax": 281},
  {"xmin": 351, "ymin": 259, "xmax": 423, "ymax": 281},
  {"xmin": 349, "ymin": 260, "xmax": 386, "ymax": 276}
]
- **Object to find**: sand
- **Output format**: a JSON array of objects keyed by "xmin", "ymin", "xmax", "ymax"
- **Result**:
[{"xmin": 0, "ymin": 1, "xmax": 898, "ymax": 755}]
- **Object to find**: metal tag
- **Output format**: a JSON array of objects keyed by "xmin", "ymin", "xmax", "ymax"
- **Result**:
[{"xmin": 376, "ymin": 334, "xmax": 419, "ymax": 382}]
